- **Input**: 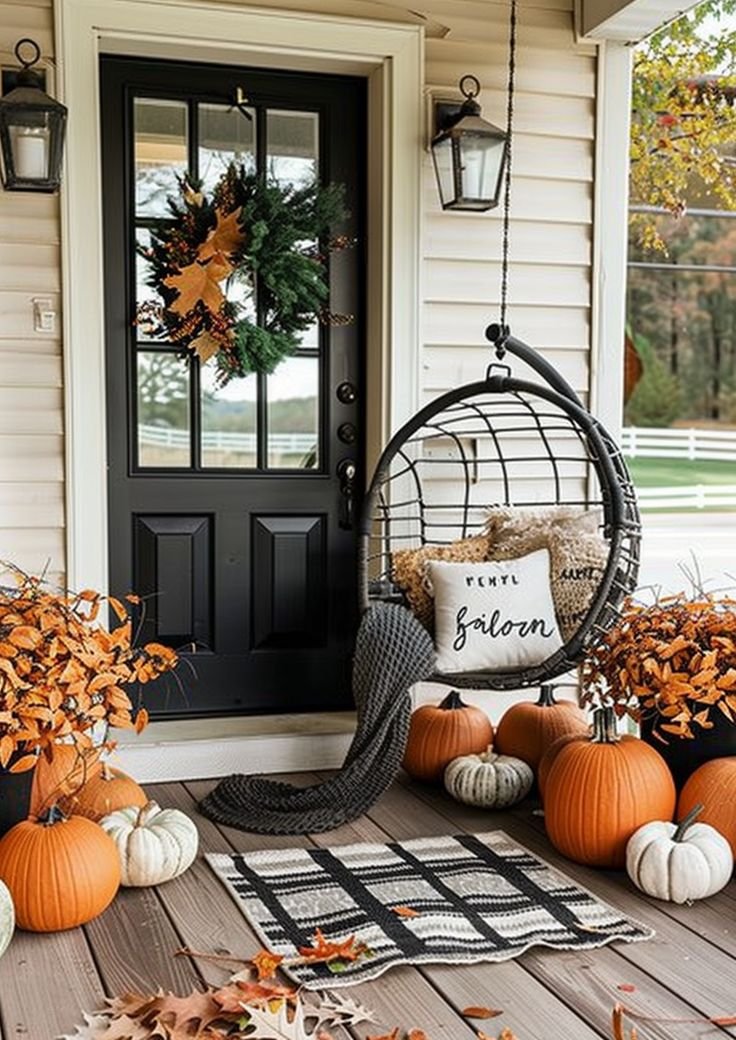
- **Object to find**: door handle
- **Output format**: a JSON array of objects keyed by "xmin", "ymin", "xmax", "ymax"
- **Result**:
[{"xmin": 337, "ymin": 458, "xmax": 356, "ymax": 530}]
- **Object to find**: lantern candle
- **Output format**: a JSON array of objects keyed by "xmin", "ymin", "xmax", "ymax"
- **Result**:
[{"xmin": 13, "ymin": 128, "xmax": 48, "ymax": 179}]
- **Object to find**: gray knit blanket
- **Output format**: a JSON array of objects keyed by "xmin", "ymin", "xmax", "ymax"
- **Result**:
[{"xmin": 199, "ymin": 603, "xmax": 436, "ymax": 834}]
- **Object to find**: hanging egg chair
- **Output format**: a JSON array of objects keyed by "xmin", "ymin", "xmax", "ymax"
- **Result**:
[{"xmin": 358, "ymin": 324, "xmax": 641, "ymax": 690}]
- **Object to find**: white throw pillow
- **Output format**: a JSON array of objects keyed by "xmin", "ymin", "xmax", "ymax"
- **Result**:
[{"xmin": 426, "ymin": 549, "xmax": 563, "ymax": 673}]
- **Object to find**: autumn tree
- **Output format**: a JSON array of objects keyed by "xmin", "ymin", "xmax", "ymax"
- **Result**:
[{"xmin": 630, "ymin": 0, "xmax": 736, "ymax": 253}]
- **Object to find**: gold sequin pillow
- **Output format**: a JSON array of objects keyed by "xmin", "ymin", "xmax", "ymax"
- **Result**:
[{"xmin": 391, "ymin": 534, "xmax": 492, "ymax": 630}]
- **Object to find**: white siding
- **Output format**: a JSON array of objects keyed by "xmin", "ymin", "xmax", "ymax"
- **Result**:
[
  {"xmin": 0, "ymin": 0, "xmax": 595, "ymax": 578},
  {"xmin": 0, "ymin": 0, "xmax": 64, "ymax": 579},
  {"xmin": 421, "ymin": 0, "xmax": 595, "ymax": 405}
]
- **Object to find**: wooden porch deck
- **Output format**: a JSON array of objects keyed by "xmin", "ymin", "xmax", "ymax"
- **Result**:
[{"xmin": 1, "ymin": 774, "xmax": 735, "ymax": 1040}]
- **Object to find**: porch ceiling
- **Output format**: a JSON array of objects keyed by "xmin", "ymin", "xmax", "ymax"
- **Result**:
[{"xmin": 579, "ymin": 0, "xmax": 700, "ymax": 43}]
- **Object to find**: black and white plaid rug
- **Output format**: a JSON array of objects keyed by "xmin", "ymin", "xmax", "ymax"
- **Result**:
[{"xmin": 207, "ymin": 831, "xmax": 652, "ymax": 988}]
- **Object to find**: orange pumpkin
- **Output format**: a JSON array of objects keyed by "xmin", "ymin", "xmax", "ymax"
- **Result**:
[
  {"xmin": 0, "ymin": 807, "xmax": 120, "ymax": 931},
  {"xmin": 403, "ymin": 690, "xmax": 493, "ymax": 783},
  {"xmin": 63, "ymin": 764, "xmax": 147, "ymax": 821},
  {"xmin": 29, "ymin": 744, "xmax": 102, "ymax": 819},
  {"xmin": 544, "ymin": 708, "xmax": 676, "ymax": 868},
  {"xmin": 538, "ymin": 729, "xmax": 591, "ymax": 801},
  {"xmin": 495, "ymin": 685, "xmax": 589, "ymax": 771},
  {"xmin": 678, "ymin": 757, "xmax": 736, "ymax": 859}
]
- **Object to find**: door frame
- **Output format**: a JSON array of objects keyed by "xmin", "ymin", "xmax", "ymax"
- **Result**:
[{"xmin": 56, "ymin": 0, "xmax": 423, "ymax": 594}]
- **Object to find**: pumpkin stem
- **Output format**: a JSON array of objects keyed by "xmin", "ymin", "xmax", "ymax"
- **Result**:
[
  {"xmin": 439, "ymin": 690, "xmax": 467, "ymax": 711},
  {"xmin": 136, "ymin": 800, "xmax": 160, "ymax": 828},
  {"xmin": 673, "ymin": 803, "xmax": 704, "ymax": 842},
  {"xmin": 536, "ymin": 685, "xmax": 557, "ymax": 707},
  {"xmin": 39, "ymin": 804, "xmax": 67, "ymax": 826},
  {"xmin": 591, "ymin": 707, "xmax": 619, "ymax": 744}
]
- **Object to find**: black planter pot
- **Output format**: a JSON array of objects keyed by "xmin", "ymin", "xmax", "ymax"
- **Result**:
[
  {"xmin": 639, "ymin": 707, "xmax": 736, "ymax": 790},
  {"xmin": 0, "ymin": 761, "xmax": 35, "ymax": 836}
]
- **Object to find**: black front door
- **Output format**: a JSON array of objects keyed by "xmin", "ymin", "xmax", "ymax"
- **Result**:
[{"xmin": 100, "ymin": 56, "xmax": 365, "ymax": 718}]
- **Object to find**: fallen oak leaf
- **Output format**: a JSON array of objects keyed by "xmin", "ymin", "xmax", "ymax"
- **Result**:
[
  {"xmin": 213, "ymin": 978, "xmax": 296, "ymax": 1012},
  {"xmin": 365, "ymin": 1030, "xmax": 400, "ymax": 1040},
  {"xmin": 294, "ymin": 928, "xmax": 369, "ymax": 965},
  {"xmin": 462, "ymin": 1007, "xmax": 503, "ymax": 1019},
  {"xmin": 407, "ymin": 1031, "xmax": 429, "ymax": 1040},
  {"xmin": 616, "ymin": 984, "xmax": 636, "ymax": 993},
  {"xmin": 251, "ymin": 947, "xmax": 286, "ymax": 980},
  {"xmin": 392, "ymin": 905, "xmax": 420, "ymax": 918}
]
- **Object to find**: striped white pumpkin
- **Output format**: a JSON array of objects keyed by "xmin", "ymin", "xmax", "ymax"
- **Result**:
[
  {"xmin": 100, "ymin": 800, "xmax": 199, "ymax": 887},
  {"xmin": 444, "ymin": 749, "xmax": 533, "ymax": 809},
  {"xmin": 0, "ymin": 879, "xmax": 13, "ymax": 958}
]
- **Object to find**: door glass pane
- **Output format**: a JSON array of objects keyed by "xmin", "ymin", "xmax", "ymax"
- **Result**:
[
  {"xmin": 267, "ymin": 356, "xmax": 319, "ymax": 469},
  {"xmin": 135, "ymin": 228, "xmax": 165, "ymax": 343},
  {"xmin": 266, "ymin": 110, "xmax": 318, "ymax": 188},
  {"xmin": 135, "ymin": 99, "xmax": 188, "ymax": 217},
  {"xmin": 201, "ymin": 364, "xmax": 258, "ymax": 468},
  {"xmin": 199, "ymin": 102, "xmax": 256, "ymax": 195},
  {"xmin": 137, "ymin": 352, "xmax": 191, "ymax": 467}
]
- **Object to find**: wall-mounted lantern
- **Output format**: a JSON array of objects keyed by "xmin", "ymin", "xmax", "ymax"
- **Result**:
[
  {"xmin": 430, "ymin": 75, "xmax": 507, "ymax": 212},
  {"xmin": 0, "ymin": 39, "xmax": 68, "ymax": 193}
]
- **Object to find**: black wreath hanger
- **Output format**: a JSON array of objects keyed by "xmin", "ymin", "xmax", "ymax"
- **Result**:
[{"xmin": 357, "ymin": 0, "xmax": 641, "ymax": 690}]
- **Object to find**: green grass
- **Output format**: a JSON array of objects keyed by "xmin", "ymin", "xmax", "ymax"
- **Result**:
[{"xmin": 625, "ymin": 456, "xmax": 736, "ymax": 487}]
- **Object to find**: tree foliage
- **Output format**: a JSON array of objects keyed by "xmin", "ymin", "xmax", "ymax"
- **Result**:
[{"xmin": 631, "ymin": 0, "xmax": 736, "ymax": 252}]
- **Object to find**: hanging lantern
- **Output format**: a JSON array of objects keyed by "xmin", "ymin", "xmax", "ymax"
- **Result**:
[
  {"xmin": 0, "ymin": 39, "xmax": 67, "ymax": 193},
  {"xmin": 430, "ymin": 75, "xmax": 507, "ymax": 212}
]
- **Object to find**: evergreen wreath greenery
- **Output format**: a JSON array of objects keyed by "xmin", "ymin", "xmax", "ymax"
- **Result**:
[{"xmin": 141, "ymin": 164, "xmax": 349, "ymax": 383}]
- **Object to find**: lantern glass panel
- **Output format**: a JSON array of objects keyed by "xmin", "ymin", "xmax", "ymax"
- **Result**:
[
  {"xmin": 431, "ymin": 134, "xmax": 456, "ymax": 209},
  {"xmin": 457, "ymin": 132, "xmax": 506, "ymax": 209}
]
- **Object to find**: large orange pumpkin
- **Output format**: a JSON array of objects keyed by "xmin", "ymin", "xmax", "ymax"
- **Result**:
[
  {"xmin": 63, "ymin": 764, "xmax": 147, "ymax": 821},
  {"xmin": 29, "ymin": 744, "xmax": 102, "ymax": 819},
  {"xmin": 495, "ymin": 685, "xmax": 589, "ymax": 771},
  {"xmin": 544, "ymin": 708, "xmax": 676, "ymax": 868},
  {"xmin": 0, "ymin": 807, "xmax": 120, "ymax": 931},
  {"xmin": 403, "ymin": 690, "xmax": 493, "ymax": 783},
  {"xmin": 678, "ymin": 757, "xmax": 736, "ymax": 859},
  {"xmin": 537, "ymin": 729, "xmax": 591, "ymax": 801}
]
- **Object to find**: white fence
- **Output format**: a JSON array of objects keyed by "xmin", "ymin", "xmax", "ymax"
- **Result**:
[
  {"xmin": 139, "ymin": 424, "xmax": 315, "ymax": 453},
  {"xmin": 636, "ymin": 484, "xmax": 736, "ymax": 510},
  {"xmin": 622, "ymin": 426, "xmax": 736, "ymax": 462}
]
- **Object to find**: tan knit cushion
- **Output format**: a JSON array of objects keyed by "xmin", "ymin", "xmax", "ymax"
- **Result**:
[
  {"xmin": 485, "ymin": 506, "xmax": 608, "ymax": 641},
  {"xmin": 391, "ymin": 534, "xmax": 492, "ymax": 630}
]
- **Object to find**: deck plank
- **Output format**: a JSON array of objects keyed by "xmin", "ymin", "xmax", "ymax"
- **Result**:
[
  {"xmin": 390, "ymin": 775, "xmax": 736, "ymax": 1039},
  {"xmin": 84, "ymin": 882, "xmax": 198, "ymax": 995},
  {"xmin": 0, "ymin": 928, "xmax": 105, "ymax": 1040}
]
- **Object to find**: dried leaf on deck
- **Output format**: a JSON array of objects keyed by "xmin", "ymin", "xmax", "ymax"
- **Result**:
[
  {"xmin": 365, "ymin": 1030, "xmax": 400, "ymax": 1040},
  {"xmin": 462, "ymin": 1006, "xmax": 503, "ymax": 1019},
  {"xmin": 310, "ymin": 992, "xmax": 377, "ymax": 1025},
  {"xmin": 296, "ymin": 927, "xmax": 369, "ymax": 965},
  {"xmin": 213, "ymin": 978, "xmax": 296, "ymax": 1011},
  {"xmin": 251, "ymin": 947, "xmax": 286, "ymax": 979}
]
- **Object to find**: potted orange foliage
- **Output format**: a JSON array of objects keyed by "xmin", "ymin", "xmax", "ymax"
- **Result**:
[
  {"xmin": 581, "ymin": 590, "xmax": 736, "ymax": 787},
  {"xmin": 0, "ymin": 563, "xmax": 179, "ymax": 831}
]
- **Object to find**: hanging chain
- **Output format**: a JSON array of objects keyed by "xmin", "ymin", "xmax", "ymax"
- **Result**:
[{"xmin": 496, "ymin": 0, "xmax": 518, "ymax": 358}]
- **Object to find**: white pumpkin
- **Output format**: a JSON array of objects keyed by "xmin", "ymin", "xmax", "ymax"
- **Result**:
[
  {"xmin": 0, "ymin": 879, "xmax": 14, "ymax": 958},
  {"xmin": 100, "ymin": 800, "xmax": 199, "ymax": 887},
  {"xmin": 444, "ymin": 747, "xmax": 533, "ymax": 808},
  {"xmin": 626, "ymin": 803, "xmax": 733, "ymax": 904}
]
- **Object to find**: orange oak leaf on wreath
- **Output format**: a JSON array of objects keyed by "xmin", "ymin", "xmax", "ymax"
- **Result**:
[
  {"xmin": 198, "ymin": 207, "xmax": 245, "ymax": 262},
  {"xmin": 164, "ymin": 253, "xmax": 233, "ymax": 317},
  {"xmin": 250, "ymin": 947, "xmax": 286, "ymax": 980}
]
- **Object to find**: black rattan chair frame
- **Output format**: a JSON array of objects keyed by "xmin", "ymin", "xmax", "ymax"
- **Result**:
[{"xmin": 358, "ymin": 333, "xmax": 641, "ymax": 690}]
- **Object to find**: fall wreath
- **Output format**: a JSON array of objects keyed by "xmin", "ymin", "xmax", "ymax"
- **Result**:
[{"xmin": 140, "ymin": 164, "xmax": 349, "ymax": 384}]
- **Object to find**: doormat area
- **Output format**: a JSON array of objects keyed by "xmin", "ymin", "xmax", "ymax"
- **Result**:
[{"xmin": 206, "ymin": 831, "xmax": 653, "ymax": 988}]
